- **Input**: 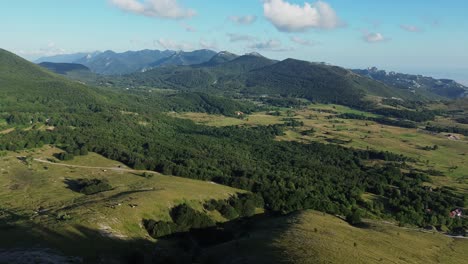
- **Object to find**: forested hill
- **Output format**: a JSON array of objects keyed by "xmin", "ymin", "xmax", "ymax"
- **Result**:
[
  {"xmin": 147, "ymin": 49, "xmax": 217, "ymax": 68},
  {"xmin": 353, "ymin": 67, "xmax": 468, "ymax": 99},
  {"xmin": 38, "ymin": 62, "xmax": 90, "ymax": 75},
  {"xmin": 0, "ymin": 48, "xmax": 109, "ymax": 112},
  {"xmin": 243, "ymin": 59, "xmax": 412, "ymax": 106},
  {"xmin": 104, "ymin": 56, "xmax": 433, "ymax": 107},
  {"xmin": 199, "ymin": 51, "xmax": 239, "ymax": 66},
  {"xmin": 0, "ymin": 49, "xmax": 255, "ymax": 116}
]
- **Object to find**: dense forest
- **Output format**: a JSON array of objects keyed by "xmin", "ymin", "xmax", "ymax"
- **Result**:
[{"xmin": 0, "ymin": 109, "xmax": 465, "ymax": 232}]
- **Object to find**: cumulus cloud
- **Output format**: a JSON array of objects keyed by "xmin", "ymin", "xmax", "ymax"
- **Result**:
[
  {"xmin": 229, "ymin": 15, "xmax": 257, "ymax": 25},
  {"xmin": 227, "ymin": 33, "xmax": 257, "ymax": 42},
  {"xmin": 18, "ymin": 41, "xmax": 67, "ymax": 58},
  {"xmin": 400, "ymin": 24, "xmax": 423, "ymax": 32},
  {"xmin": 155, "ymin": 38, "xmax": 193, "ymax": 50},
  {"xmin": 263, "ymin": 0, "xmax": 342, "ymax": 32},
  {"xmin": 109, "ymin": 0, "xmax": 195, "ymax": 19},
  {"xmin": 248, "ymin": 39, "xmax": 293, "ymax": 52},
  {"xmin": 362, "ymin": 32, "xmax": 388, "ymax": 43},
  {"xmin": 290, "ymin": 36, "xmax": 316, "ymax": 46}
]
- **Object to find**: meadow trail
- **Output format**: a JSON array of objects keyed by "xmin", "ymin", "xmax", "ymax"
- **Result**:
[{"xmin": 32, "ymin": 158, "xmax": 158, "ymax": 174}]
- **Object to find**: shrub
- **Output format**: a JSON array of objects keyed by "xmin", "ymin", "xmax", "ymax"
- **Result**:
[
  {"xmin": 219, "ymin": 204, "xmax": 239, "ymax": 220},
  {"xmin": 56, "ymin": 212, "xmax": 72, "ymax": 221},
  {"xmin": 170, "ymin": 204, "xmax": 215, "ymax": 230},
  {"xmin": 144, "ymin": 220, "xmax": 179, "ymax": 238},
  {"xmin": 75, "ymin": 178, "xmax": 112, "ymax": 195},
  {"xmin": 56, "ymin": 152, "xmax": 74, "ymax": 161},
  {"xmin": 346, "ymin": 209, "xmax": 363, "ymax": 225}
]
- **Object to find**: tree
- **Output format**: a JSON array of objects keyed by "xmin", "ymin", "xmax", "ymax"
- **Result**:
[{"xmin": 346, "ymin": 209, "xmax": 363, "ymax": 225}]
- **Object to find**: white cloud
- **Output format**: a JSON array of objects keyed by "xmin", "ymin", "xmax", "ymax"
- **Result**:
[
  {"xmin": 362, "ymin": 32, "xmax": 387, "ymax": 43},
  {"xmin": 18, "ymin": 41, "xmax": 67, "ymax": 58},
  {"xmin": 109, "ymin": 0, "xmax": 195, "ymax": 19},
  {"xmin": 155, "ymin": 38, "xmax": 193, "ymax": 50},
  {"xmin": 263, "ymin": 0, "xmax": 342, "ymax": 32},
  {"xmin": 229, "ymin": 15, "xmax": 257, "ymax": 25},
  {"xmin": 400, "ymin": 24, "xmax": 422, "ymax": 32},
  {"xmin": 290, "ymin": 36, "xmax": 316, "ymax": 46},
  {"xmin": 248, "ymin": 39, "xmax": 293, "ymax": 52},
  {"xmin": 227, "ymin": 33, "xmax": 257, "ymax": 42}
]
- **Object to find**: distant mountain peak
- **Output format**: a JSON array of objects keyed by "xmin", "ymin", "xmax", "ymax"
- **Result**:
[
  {"xmin": 353, "ymin": 67, "xmax": 468, "ymax": 99},
  {"xmin": 245, "ymin": 52, "xmax": 264, "ymax": 57},
  {"xmin": 218, "ymin": 51, "xmax": 237, "ymax": 56}
]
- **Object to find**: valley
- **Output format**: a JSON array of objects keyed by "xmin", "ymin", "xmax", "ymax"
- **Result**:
[{"xmin": 0, "ymin": 46, "xmax": 467, "ymax": 263}]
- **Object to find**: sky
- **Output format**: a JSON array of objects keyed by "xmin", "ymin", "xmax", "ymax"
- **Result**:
[{"xmin": 1, "ymin": 0, "xmax": 468, "ymax": 84}]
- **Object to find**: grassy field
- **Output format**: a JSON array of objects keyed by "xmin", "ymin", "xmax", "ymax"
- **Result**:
[
  {"xmin": 171, "ymin": 105, "xmax": 468, "ymax": 194},
  {"xmin": 201, "ymin": 210, "xmax": 468, "ymax": 264},
  {"xmin": 0, "ymin": 146, "xmax": 242, "ymax": 257},
  {"xmin": 277, "ymin": 106, "xmax": 468, "ymax": 193},
  {"xmin": 169, "ymin": 112, "xmax": 284, "ymax": 127}
]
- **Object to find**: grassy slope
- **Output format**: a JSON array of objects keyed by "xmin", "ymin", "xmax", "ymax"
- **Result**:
[
  {"xmin": 201, "ymin": 210, "xmax": 467, "ymax": 264},
  {"xmin": 0, "ymin": 146, "xmax": 241, "ymax": 256},
  {"xmin": 0, "ymin": 48, "xmax": 109, "ymax": 112}
]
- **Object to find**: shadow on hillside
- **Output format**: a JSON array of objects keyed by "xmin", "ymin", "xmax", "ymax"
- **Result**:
[
  {"xmin": 0, "ymin": 211, "xmax": 297, "ymax": 264},
  {"xmin": 64, "ymin": 178, "xmax": 83, "ymax": 193}
]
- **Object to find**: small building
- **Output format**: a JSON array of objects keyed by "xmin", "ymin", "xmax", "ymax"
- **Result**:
[{"xmin": 450, "ymin": 208, "xmax": 463, "ymax": 218}]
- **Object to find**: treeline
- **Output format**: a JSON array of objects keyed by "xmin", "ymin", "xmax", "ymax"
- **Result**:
[
  {"xmin": 381, "ymin": 99, "xmax": 427, "ymax": 109},
  {"xmin": 203, "ymin": 193, "xmax": 264, "ymax": 220},
  {"xmin": 425, "ymin": 125, "xmax": 468, "ymax": 136},
  {"xmin": 337, "ymin": 113, "xmax": 418, "ymax": 128},
  {"xmin": 371, "ymin": 108, "xmax": 437, "ymax": 122},
  {"xmin": 365, "ymin": 166, "xmax": 465, "ymax": 230},
  {"xmin": 259, "ymin": 97, "xmax": 306, "ymax": 108},
  {"xmin": 71, "ymin": 178, "xmax": 113, "ymax": 195},
  {"xmin": 144, "ymin": 193, "xmax": 262, "ymax": 238},
  {"xmin": 455, "ymin": 117, "xmax": 468, "ymax": 125},
  {"xmin": 144, "ymin": 204, "xmax": 215, "ymax": 238}
]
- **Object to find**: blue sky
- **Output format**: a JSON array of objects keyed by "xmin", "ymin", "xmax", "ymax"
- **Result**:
[{"xmin": 2, "ymin": 0, "xmax": 468, "ymax": 83}]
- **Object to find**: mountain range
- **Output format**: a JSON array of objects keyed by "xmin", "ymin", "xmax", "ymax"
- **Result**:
[
  {"xmin": 35, "ymin": 49, "xmax": 215, "ymax": 75},
  {"xmin": 353, "ymin": 67, "xmax": 468, "ymax": 99},
  {"xmin": 36, "ymin": 49, "xmax": 468, "ymax": 102}
]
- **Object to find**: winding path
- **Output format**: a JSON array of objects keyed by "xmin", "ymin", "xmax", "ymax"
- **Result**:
[{"xmin": 33, "ymin": 158, "xmax": 158, "ymax": 174}]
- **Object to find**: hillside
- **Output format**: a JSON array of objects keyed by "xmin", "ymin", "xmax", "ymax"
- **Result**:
[
  {"xmin": 1, "ymin": 48, "xmax": 466, "ymax": 263},
  {"xmin": 35, "ymin": 52, "xmax": 100, "ymax": 64},
  {"xmin": 106, "ymin": 56, "xmax": 435, "ymax": 106},
  {"xmin": 148, "ymin": 49, "xmax": 217, "ymax": 68},
  {"xmin": 0, "ymin": 146, "xmax": 244, "ymax": 262},
  {"xmin": 244, "ymin": 59, "xmax": 412, "ymax": 106},
  {"xmin": 0, "ymin": 49, "xmax": 108, "ymax": 112},
  {"xmin": 198, "ymin": 210, "xmax": 468, "ymax": 264},
  {"xmin": 38, "ymin": 62, "xmax": 90, "ymax": 75},
  {"xmin": 200, "ymin": 51, "xmax": 239, "ymax": 66},
  {"xmin": 353, "ymin": 67, "xmax": 468, "ymax": 99},
  {"xmin": 75, "ymin": 49, "xmax": 176, "ymax": 75}
]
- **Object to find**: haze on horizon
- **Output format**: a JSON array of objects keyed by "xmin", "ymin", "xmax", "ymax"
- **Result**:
[{"xmin": 2, "ymin": 0, "xmax": 467, "ymax": 84}]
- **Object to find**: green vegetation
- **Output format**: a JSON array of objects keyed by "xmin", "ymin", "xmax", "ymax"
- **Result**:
[
  {"xmin": 144, "ymin": 204, "xmax": 216, "ymax": 238},
  {"xmin": 71, "ymin": 178, "xmax": 113, "ymax": 195},
  {"xmin": 100, "ymin": 56, "xmax": 447, "ymax": 108},
  {"xmin": 1, "ymin": 48, "xmax": 467, "ymax": 262},
  {"xmin": 0, "ymin": 147, "xmax": 242, "ymax": 260}
]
